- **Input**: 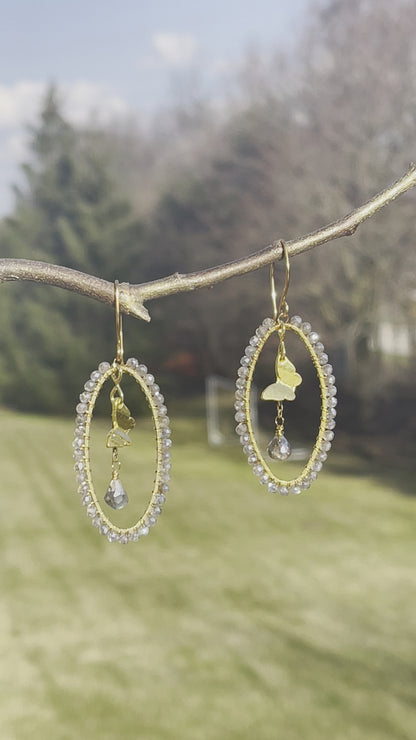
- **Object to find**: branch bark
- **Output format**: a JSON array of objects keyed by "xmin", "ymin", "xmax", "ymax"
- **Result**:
[{"xmin": 1, "ymin": 164, "xmax": 415, "ymax": 321}]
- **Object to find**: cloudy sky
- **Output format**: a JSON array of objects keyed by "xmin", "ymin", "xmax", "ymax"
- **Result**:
[{"xmin": 0, "ymin": 0, "xmax": 309, "ymax": 217}]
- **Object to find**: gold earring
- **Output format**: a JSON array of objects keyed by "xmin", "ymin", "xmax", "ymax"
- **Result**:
[
  {"xmin": 73, "ymin": 281, "xmax": 171, "ymax": 542},
  {"xmin": 235, "ymin": 240, "xmax": 336, "ymax": 495}
]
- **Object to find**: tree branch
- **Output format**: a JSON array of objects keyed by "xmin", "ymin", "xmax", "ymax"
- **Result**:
[{"xmin": 1, "ymin": 164, "xmax": 415, "ymax": 321}]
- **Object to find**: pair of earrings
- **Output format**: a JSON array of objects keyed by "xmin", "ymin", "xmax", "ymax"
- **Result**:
[{"xmin": 74, "ymin": 242, "xmax": 336, "ymax": 543}]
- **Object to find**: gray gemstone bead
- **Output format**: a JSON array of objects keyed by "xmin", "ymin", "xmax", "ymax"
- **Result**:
[
  {"xmin": 104, "ymin": 479, "xmax": 129, "ymax": 510},
  {"xmin": 267, "ymin": 435, "xmax": 291, "ymax": 461}
]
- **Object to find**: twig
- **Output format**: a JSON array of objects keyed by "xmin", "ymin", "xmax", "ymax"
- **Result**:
[{"xmin": 1, "ymin": 165, "xmax": 415, "ymax": 321}]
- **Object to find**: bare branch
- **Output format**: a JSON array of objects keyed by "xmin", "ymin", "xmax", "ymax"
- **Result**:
[
  {"xmin": 0, "ymin": 261, "xmax": 150, "ymax": 321},
  {"xmin": 1, "ymin": 165, "xmax": 415, "ymax": 321}
]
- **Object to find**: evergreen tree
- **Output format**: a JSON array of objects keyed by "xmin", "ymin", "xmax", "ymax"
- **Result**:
[{"xmin": 0, "ymin": 87, "xmax": 144, "ymax": 412}]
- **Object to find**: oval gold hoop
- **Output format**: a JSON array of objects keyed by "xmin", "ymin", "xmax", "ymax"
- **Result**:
[
  {"xmin": 235, "ymin": 315, "xmax": 337, "ymax": 495},
  {"xmin": 73, "ymin": 358, "xmax": 171, "ymax": 542}
]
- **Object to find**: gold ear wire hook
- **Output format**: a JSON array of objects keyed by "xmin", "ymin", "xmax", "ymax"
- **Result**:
[
  {"xmin": 270, "ymin": 262, "xmax": 278, "ymax": 322},
  {"xmin": 278, "ymin": 240, "xmax": 290, "ymax": 317},
  {"xmin": 270, "ymin": 240, "xmax": 290, "ymax": 322},
  {"xmin": 114, "ymin": 280, "xmax": 124, "ymax": 364}
]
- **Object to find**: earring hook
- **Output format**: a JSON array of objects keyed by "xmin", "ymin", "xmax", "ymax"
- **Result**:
[
  {"xmin": 270, "ymin": 240, "xmax": 290, "ymax": 322},
  {"xmin": 114, "ymin": 280, "xmax": 124, "ymax": 364}
]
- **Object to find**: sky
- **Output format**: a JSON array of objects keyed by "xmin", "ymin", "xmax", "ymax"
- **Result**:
[{"xmin": 0, "ymin": 0, "xmax": 310, "ymax": 217}]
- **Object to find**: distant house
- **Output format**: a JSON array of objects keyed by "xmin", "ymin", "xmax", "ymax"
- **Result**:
[
  {"xmin": 374, "ymin": 320, "xmax": 413, "ymax": 357},
  {"xmin": 372, "ymin": 298, "xmax": 416, "ymax": 358}
]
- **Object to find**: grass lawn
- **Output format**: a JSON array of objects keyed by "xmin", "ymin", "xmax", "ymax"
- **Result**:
[{"xmin": 0, "ymin": 408, "xmax": 415, "ymax": 739}]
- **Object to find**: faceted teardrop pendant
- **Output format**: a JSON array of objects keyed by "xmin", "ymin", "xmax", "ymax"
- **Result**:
[
  {"xmin": 267, "ymin": 434, "xmax": 291, "ymax": 461},
  {"xmin": 104, "ymin": 478, "xmax": 129, "ymax": 510}
]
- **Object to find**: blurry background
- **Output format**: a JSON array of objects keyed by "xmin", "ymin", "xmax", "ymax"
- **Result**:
[{"xmin": 0, "ymin": 1, "xmax": 415, "ymax": 738}]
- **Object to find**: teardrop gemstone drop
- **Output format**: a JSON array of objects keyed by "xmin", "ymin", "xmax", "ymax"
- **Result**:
[
  {"xmin": 104, "ymin": 478, "xmax": 129, "ymax": 510},
  {"xmin": 267, "ymin": 435, "xmax": 291, "ymax": 461}
]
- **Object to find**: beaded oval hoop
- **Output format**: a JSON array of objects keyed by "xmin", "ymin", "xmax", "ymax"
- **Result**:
[
  {"xmin": 73, "ymin": 358, "xmax": 171, "ymax": 543},
  {"xmin": 235, "ymin": 315, "xmax": 336, "ymax": 494}
]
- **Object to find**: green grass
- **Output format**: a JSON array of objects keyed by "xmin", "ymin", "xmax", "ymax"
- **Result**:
[{"xmin": 1, "ymin": 409, "xmax": 415, "ymax": 740}]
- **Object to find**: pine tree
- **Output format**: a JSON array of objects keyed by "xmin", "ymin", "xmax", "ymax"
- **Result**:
[{"xmin": 0, "ymin": 87, "xmax": 144, "ymax": 412}]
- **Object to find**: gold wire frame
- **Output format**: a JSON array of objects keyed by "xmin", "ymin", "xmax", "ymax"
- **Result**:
[
  {"xmin": 81, "ymin": 362, "xmax": 164, "ymax": 537},
  {"xmin": 244, "ymin": 322, "xmax": 329, "ymax": 488}
]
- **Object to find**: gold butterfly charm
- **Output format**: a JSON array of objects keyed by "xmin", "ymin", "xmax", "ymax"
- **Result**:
[
  {"xmin": 115, "ymin": 401, "xmax": 136, "ymax": 431},
  {"xmin": 106, "ymin": 387, "xmax": 136, "ymax": 447},
  {"xmin": 261, "ymin": 352, "xmax": 302, "ymax": 402}
]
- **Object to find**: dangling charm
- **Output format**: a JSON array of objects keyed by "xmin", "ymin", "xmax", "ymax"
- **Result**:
[
  {"xmin": 261, "ymin": 301, "xmax": 302, "ymax": 461},
  {"xmin": 104, "ymin": 382, "xmax": 136, "ymax": 510},
  {"xmin": 235, "ymin": 240, "xmax": 336, "ymax": 495},
  {"xmin": 73, "ymin": 281, "xmax": 171, "ymax": 542}
]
